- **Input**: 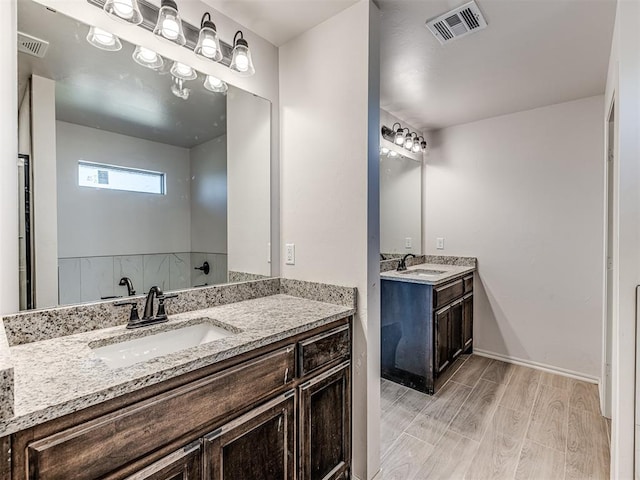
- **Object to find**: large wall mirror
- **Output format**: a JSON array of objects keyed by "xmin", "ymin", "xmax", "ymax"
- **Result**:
[
  {"xmin": 17, "ymin": 0, "xmax": 272, "ymax": 311},
  {"xmin": 379, "ymin": 109, "xmax": 423, "ymax": 257}
]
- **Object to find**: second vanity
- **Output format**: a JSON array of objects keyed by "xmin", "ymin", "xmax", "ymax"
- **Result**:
[
  {"xmin": 380, "ymin": 256, "xmax": 476, "ymax": 394},
  {"xmin": 0, "ymin": 278, "xmax": 355, "ymax": 480}
]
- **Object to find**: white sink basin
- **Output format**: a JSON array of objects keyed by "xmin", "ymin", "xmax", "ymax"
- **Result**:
[
  {"xmin": 400, "ymin": 269, "xmax": 446, "ymax": 277},
  {"xmin": 92, "ymin": 322, "xmax": 235, "ymax": 369}
]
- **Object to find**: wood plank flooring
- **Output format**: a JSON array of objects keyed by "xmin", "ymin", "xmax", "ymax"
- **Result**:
[{"xmin": 379, "ymin": 355, "xmax": 610, "ymax": 479}]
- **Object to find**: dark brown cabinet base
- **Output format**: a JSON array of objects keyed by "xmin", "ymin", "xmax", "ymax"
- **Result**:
[
  {"xmin": 381, "ymin": 274, "xmax": 474, "ymax": 394},
  {"xmin": 3, "ymin": 318, "xmax": 352, "ymax": 480}
]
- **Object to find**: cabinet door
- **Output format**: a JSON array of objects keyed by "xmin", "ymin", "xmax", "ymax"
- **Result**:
[
  {"xmin": 203, "ymin": 392, "xmax": 295, "ymax": 480},
  {"xmin": 125, "ymin": 444, "xmax": 201, "ymax": 480},
  {"xmin": 449, "ymin": 299, "xmax": 464, "ymax": 360},
  {"xmin": 299, "ymin": 362, "xmax": 351, "ymax": 480},
  {"xmin": 462, "ymin": 293, "xmax": 473, "ymax": 351},
  {"xmin": 434, "ymin": 306, "xmax": 451, "ymax": 375}
]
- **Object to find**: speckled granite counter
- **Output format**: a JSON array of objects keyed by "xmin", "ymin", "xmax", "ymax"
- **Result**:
[
  {"xmin": 0, "ymin": 291, "xmax": 355, "ymax": 436},
  {"xmin": 381, "ymin": 263, "xmax": 476, "ymax": 286}
]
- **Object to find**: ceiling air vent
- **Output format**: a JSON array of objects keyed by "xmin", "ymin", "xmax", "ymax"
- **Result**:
[
  {"xmin": 426, "ymin": 1, "xmax": 487, "ymax": 45},
  {"xmin": 18, "ymin": 32, "xmax": 49, "ymax": 58}
]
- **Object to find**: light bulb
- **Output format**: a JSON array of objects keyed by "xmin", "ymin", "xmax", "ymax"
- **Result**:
[
  {"xmin": 170, "ymin": 61, "xmax": 197, "ymax": 80},
  {"xmin": 389, "ymin": 150, "xmax": 398, "ymax": 157},
  {"xmin": 113, "ymin": 0, "xmax": 134, "ymax": 19},
  {"xmin": 381, "ymin": 147, "xmax": 390, "ymax": 155},
  {"xmin": 201, "ymin": 37, "xmax": 217, "ymax": 58},
  {"xmin": 235, "ymin": 53, "xmax": 249, "ymax": 72},
  {"xmin": 139, "ymin": 47, "xmax": 157, "ymax": 63},
  {"xmin": 94, "ymin": 28, "xmax": 116, "ymax": 46},
  {"xmin": 162, "ymin": 16, "xmax": 180, "ymax": 40},
  {"xmin": 412, "ymin": 142, "xmax": 421, "ymax": 153},
  {"xmin": 394, "ymin": 132, "xmax": 404, "ymax": 145},
  {"xmin": 203, "ymin": 75, "xmax": 228, "ymax": 94},
  {"xmin": 404, "ymin": 137, "xmax": 414, "ymax": 150},
  {"xmin": 175, "ymin": 63, "xmax": 192, "ymax": 76}
]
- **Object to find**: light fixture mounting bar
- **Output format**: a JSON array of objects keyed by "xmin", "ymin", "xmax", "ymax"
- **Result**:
[{"xmin": 86, "ymin": 0, "xmax": 233, "ymax": 66}]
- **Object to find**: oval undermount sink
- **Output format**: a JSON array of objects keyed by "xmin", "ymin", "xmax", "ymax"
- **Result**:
[
  {"xmin": 399, "ymin": 269, "xmax": 446, "ymax": 276},
  {"xmin": 91, "ymin": 322, "xmax": 236, "ymax": 369}
]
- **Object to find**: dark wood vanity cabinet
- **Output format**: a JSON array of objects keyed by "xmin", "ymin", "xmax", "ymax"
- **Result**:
[
  {"xmin": 5, "ymin": 318, "xmax": 352, "ymax": 480},
  {"xmin": 381, "ymin": 273, "xmax": 474, "ymax": 394}
]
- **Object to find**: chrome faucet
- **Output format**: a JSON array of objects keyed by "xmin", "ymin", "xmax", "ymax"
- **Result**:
[{"xmin": 397, "ymin": 253, "xmax": 416, "ymax": 272}]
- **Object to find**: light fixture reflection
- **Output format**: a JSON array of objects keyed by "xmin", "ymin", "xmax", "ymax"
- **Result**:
[
  {"xmin": 195, "ymin": 12, "xmax": 223, "ymax": 62},
  {"xmin": 86, "ymin": 26, "xmax": 122, "ymax": 51},
  {"xmin": 103, "ymin": 0, "xmax": 143, "ymax": 25},
  {"xmin": 204, "ymin": 75, "xmax": 228, "ymax": 94},
  {"xmin": 153, "ymin": 0, "xmax": 186, "ymax": 45},
  {"xmin": 171, "ymin": 77, "xmax": 190, "ymax": 100},
  {"xmin": 229, "ymin": 30, "xmax": 255, "ymax": 76},
  {"xmin": 132, "ymin": 45, "xmax": 164, "ymax": 70},
  {"xmin": 170, "ymin": 61, "xmax": 197, "ymax": 80}
]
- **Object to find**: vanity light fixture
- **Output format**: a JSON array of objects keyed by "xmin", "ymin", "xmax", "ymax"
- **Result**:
[
  {"xmin": 203, "ymin": 75, "xmax": 228, "ymax": 94},
  {"xmin": 170, "ymin": 61, "xmax": 197, "ymax": 80},
  {"xmin": 86, "ymin": 26, "xmax": 122, "ymax": 51},
  {"xmin": 404, "ymin": 132, "xmax": 416, "ymax": 151},
  {"xmin": 195, "ymin": 12, "xmax": 223, "ymax": 62},
  {"xmin": 229, "ymin": 30, "xmax": 255, "ymax": 76},
  {"xmin": 103, "ymin": 0, "xmax": 143, "ymax": 25},
  {"xmin": 171, "ymin": 76, "xmax": 190, "ymax": 99},
  {"xmin": 391, "ymin": 123, "xmax": 406, "ymax": 145},
  {"xmin": 153, "ymin": 0, "xmax": 186, "ymax": 45},
  {"xmin": 413, "ymin": 135, "xmax": 427, "ymax": 153},
  {"xmin": 132, "ymin": 45, "xmax": 164, "ymax": 69}
]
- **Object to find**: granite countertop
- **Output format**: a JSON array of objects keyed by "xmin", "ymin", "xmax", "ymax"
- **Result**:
[
  {"xmin": 380, "ymin": 263, "xmax": 476, "ymax": 286},
  {"xmin": 0, "ymin": 294, "xmax": 355, "ymax": 436}
]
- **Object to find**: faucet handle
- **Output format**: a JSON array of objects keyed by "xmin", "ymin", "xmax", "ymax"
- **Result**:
[
  {"xmin": 114, "ymin": 300, "xmax": 140, "ymax": 321},
  {"xmin": 156, "ymin": 293, "xmax": 178, "ymax": 320}
]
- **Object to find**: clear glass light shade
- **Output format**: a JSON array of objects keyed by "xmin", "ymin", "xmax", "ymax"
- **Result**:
[
  {"xmin": 103, "ymin": 0, "xmax": 143, "ymax": 24},
  {"xmin": 404, "ymin": 136, "xmax": 414, "ymax": 150},
  {"xmin": 394, "ymin": 130, "xmax": 404, "ymax": 145},
  {"xmin": 86, "ymin": 26, "xmax": 122, "ymax": 51},
  {"xmin": 153, "ymin": 3, "xmax": 186, "ymax": 45},
  {"xmin": 230, "ymin": 43, "xmax": 255, "ymax": 76},
  {"xmin": 412, "ymin": 141, "xmax": 421, "ymax": 153},
  {"xmin": 170, "ymin": 61, "xmax": 197, "ymax": 80},
  {"xmin": 204, "ymin": 75, "xmax": 228, "ymax": 94},
  {"xmin": 132, "ymin": 46, "xmax": 164, "ymax": 70},
  {"xmin": 381, "ymin": 147, "xmax": 390, "ymax": 155},
  {"xmin": 195, "ymin": 26, "xmax": 222, "ymax": 62}
]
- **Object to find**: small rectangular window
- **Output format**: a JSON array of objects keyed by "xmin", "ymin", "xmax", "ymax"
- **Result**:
[{"xmin": 78, "ymin": 161, "xmax": 165, "ymax": 195}]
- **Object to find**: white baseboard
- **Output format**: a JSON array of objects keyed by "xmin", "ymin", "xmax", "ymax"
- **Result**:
[{"xmin": 473, "ymin": 348, "xmax": 600, "ymax": 385}]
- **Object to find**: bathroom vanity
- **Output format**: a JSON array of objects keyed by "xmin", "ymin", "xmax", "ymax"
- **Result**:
[
  {"xmin": 0, "ymin": 279, "xmax": 355, "ymax": 480},
  {"xmin": 380, "ymin": 261, "xmax": 475, "ymax": 394}
]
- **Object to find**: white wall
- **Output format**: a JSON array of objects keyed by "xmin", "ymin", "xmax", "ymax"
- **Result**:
[
  {"xmin": 0, "ymin": 0, "xmax": 18, "ymax": 315},
  {"xmin": 603, "ymin": 1, "xmax": 640, "ymax": 477},
  {"xmin": 227, "ymin": 88, "xmax": 271, "ymax": 276},
  {"xmin": 425, "ymin": 95, "xmax": 605, "ymax": 379},
  {"xmin": 56, "ymin": 121, "xmax": 191, "ymax": 258},
  {"xmin": 380, "ymin": 109, "xmax": 423, "ymax": 255},
  {"xmin": 190, "ymin": 135, "xmax": 227, "ymax": 255},
  {"xmin": 31, "ymin": 75, "xmax": 59, "ymax": 308},
  {"xmin": 279, "ymin": 1, "xmax": 380, "ymax": 478}
]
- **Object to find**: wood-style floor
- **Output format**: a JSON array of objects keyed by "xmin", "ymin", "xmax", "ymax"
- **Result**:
[{"xmin": 379, "ymin": 355, "xmax": 611, "ymax": 480}]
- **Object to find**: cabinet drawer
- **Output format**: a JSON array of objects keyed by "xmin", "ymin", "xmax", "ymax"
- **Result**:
[
  {"xmin": 298, "ymin": 325, "xmax": 350, "ymax": 377},
  {"xmin": 463, "ymin": 275, "xmax": 474, "ymax": 293},
  {"xmin": 26, "ymin": 345, "xmax": 296, "ymax": 480},
  {"xmin": 434, "ymin": 279, "xmax": 464, "ymax": 309}
]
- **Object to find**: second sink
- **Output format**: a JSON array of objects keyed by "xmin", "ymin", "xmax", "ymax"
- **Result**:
[{"xmin": 92, "ymin": 321, "xmax": 236, "ymax": 369}]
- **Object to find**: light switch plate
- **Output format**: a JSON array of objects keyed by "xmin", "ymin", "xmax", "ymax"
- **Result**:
[
  {"xmin": 405, "ymin": 237, "xmax": 412, "ymax": 249},
  {"xmin": 436, "ymin": 237, "xmax": 445, "ymax": 250},
  {"xmin": 285, "ymin": 244, "xmax": 295, "ymax": 265}
]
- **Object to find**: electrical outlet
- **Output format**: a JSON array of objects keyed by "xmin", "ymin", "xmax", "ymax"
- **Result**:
[
  {"xmin": 436, "ymin": 237, "xmax": 445, "ymax": 250},
  {"xmin": 405, "ymin": 237, "xmax": 412, "ymax": 249},
  {"xmin": 285, "ymin": 244, "xmax": 295, "ymax": 265}
]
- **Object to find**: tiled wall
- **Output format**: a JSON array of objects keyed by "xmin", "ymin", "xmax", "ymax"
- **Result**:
[{"xmin": 58, "ymin": 253, "xmax": 227, "ymax": 305}]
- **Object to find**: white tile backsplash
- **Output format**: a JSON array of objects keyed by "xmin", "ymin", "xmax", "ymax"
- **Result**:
[
  {"xmin": 80, "ymin": 257, "xmax": 115, "ymax": 302},
  {"xmin": 169, "ymin": 253, "xmax": 191, "ymax": 291},
  {"xmin": 143, "ymin": 254, "xmax": 170, "ymax": 293},
  {"xmin": 114, "ymin": 255, "xmax": 144, "ymax": 297},
  {"xmin": 58, "ymin": 258, "xmax": 81, "ymax": 305}
]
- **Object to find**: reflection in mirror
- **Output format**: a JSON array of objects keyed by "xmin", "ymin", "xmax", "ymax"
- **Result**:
[
  {"xmin": 379, "ymin": 109, "xmax": 423, "ymax": 258},
  {"xmin": 16, "ymin": 1, "xmax": 271, "ymax": 311}
]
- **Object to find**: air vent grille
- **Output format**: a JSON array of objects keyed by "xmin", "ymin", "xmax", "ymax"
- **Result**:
[
  {"xmin": 425, "ymin": 1, "xmax": 487, "ymax": 45},
  {"xmin": 18, "ymin": 32, "xmax": 49, "ymax": 58}
]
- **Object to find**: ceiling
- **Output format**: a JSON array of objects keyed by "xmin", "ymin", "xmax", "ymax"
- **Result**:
[
  {"xmin": 378, "ymin": 0, "xmax": 617, "ymax": 131},
  {"xmin": 18, "ymin": 1, "xmax": 227, "ymax": 149},
  {"xmin": 203, "ymin": 0, "xmax": 360, "ymax": 46}
]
